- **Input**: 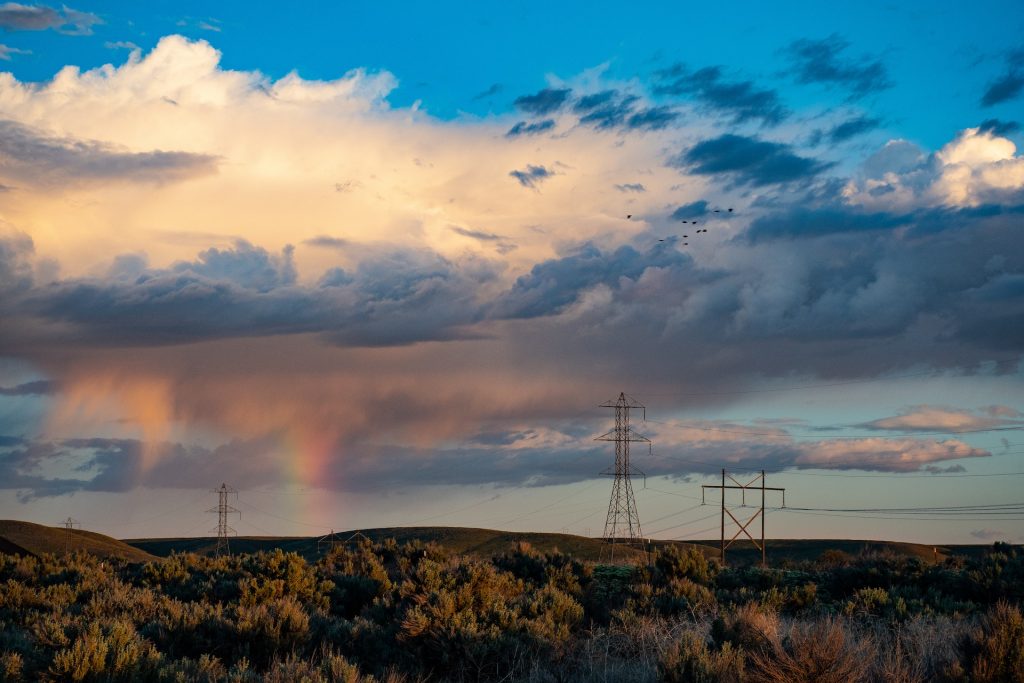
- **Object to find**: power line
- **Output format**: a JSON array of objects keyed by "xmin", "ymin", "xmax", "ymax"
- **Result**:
[{"xmin": 643, "ymin": 417, "xmax": 1023, "ymax": 439}]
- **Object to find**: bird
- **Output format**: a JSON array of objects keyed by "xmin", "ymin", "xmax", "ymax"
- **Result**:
[
  {"xmin": 693, "ymin": 221, "xmax": 698, "ymax": 225},
  {"xmin": 683, "ymin": 234, "xmax": 688, "ymax": 238},
  {"xmin": 728, "ymin": 208, "xmax": 733, "ymax": 212},
  {"xmin": 657, "ymin": 238, "xmax": 665, "ymax": 241},
  {"xmin": 713, "ymin": 209, "xmax": 720, "ymax": 213},
  {"xmin": 627, "ymin": 214, "xmax": 632, "ymax": 219},
  {"xmin": 683, "ymin": 242, "xmax": 688, "ymax": 245}
]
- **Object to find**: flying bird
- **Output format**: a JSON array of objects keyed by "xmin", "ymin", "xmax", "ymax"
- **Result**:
[{"xmin": 627, "ymin": 214, "xmax": 632, "ymax": 219}]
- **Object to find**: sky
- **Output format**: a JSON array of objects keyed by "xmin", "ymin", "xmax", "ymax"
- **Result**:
[{"xmin": 0, "ymin": 1, "xmax": 1022, "ymax": 545}]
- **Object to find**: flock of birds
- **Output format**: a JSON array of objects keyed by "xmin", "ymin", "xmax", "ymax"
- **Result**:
[{"xmin": 627, "ymin": 206, "xmax": 734, "ymax": 246}]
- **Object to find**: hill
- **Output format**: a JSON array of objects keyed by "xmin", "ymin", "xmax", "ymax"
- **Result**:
[
  {"xmin": 126, "ymin": 527, "xmax": 651, "ymax": 563},
  {"xmin": 0, "ymin": 520, "xmax": 158, "ymax": 562},
  {"xmin": 125, "ymin": 526, "xmax": 1003, "ymax": 565}
]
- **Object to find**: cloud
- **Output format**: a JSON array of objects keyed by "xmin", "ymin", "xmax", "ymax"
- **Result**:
[
  {"xmin": 104, "ymin": 40, "xmax": 139, "ymax": 51},
  {"xmin": 0, "ymin": 3, "xmax": 100, "ymax": 35},
  {"xmin": 576, "ymin": 92, "xmax": 640, "ymax": 130},
  {"xmin": 614, "ymin": 183, "xmax": 645, "ymax": 193},
  {"xmin": 491, "ymin": 242, "xmax": 689, "ymax": 319},
  {"xmin": 744, "ymin": 206, "xmax": 910, "ymax": 241},
  {"xmin": 970, "ymin": 529, "xmax": 1009, "ymax": 541},
  {"xmin": 513, "ymin": 87, "xmax": 572, "ymax": 115},
  {"xmin": 845, "ymin": 128, "xmax": 1024, "ymax": 208},
  {"xmin": 978, "ymin": 118, "xmax": 1020, "ymax": 137},
  {"xmin": 981, "ymin": 50, "xmax": 1024, "ymax": 107},
  {"xmin": 304, "ymin": 235, "xmax": 349, "ymax": 249},
  {"xmin": 0, "ymin": 236, "xmax": 496, "ymax": 348},
  {"xmin": 653, "ymin": 64, "xmax": 787, "ymax": 125},
  {"xmin": 672, "ymin": 133, "xmax": 832, "ymax": 186},
  {"xmin": 862, "ymin": 406, "xmax": 1020, "ymax": 432},
  {"xmin": 0, "ymin": 42, "xmax": 27, "ymax": 59},
  {"xmin": 472, "ymin": 83, "xmax": 503, "ymax": 101},
  {"xmin": 0, "ymin": 120, "xmax": 218, "ymax": 187},
  {"xmin": 785, "ymin": 35, "xmax": 891, "ymax": 98},
  {"xmin": 509, "ymin": 164, "xmax": 553, "ymax": 188},
  {"xmin": 626, "ymin": 105, "xmax": 678, "ymax": 130},
  {"xmin": 506, "ymin": 119, "xmax": 555, "ymax": 138},
  {"xmin": 670, "ymin": 200, "xmax": 707, "ymax": 220},
  {"xmin": 827, "ymin": 115, "xmax": 882, "ymax": 143},
  {"xmin": 0, "ymin": 379, "xmax": 57, "ymax": 395}
]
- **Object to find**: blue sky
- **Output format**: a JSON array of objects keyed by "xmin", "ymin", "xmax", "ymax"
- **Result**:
[{"xmin": 0, "ymin": 1, "xmax": 1022, "ymax": 544}]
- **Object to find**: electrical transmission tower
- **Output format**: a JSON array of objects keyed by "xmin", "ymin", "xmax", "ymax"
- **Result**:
[
  {"xmin": 59, "ymin": 517, "xmax": 80, "ymax": 554},
  {"xmin": 595, "ymin": 392, "xmax": 649, "ymax": 562},
  {"xmin": 208, "ymin": 483, "xmax": 240, "ymax": 556},
  {"xmin": 702, "ymin": 469, "xmax": 785, "ymax": 566}
]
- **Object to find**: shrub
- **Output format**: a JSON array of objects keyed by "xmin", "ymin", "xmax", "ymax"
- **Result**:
[
  {"xmin": 658, "ymin": 631, "xmax": 746, "ymax": 683},
  {"xmin": 749, "ymin": 616, "xmax": 871, "ymax": 683}
]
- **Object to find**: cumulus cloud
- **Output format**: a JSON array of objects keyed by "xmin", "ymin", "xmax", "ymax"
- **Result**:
[
  {"xmin": 785, "ymin": 35, "xmax": 892, "ymax": 98},
  {"xmin": 0, "ymin": 36, "xmax": 1020, "ymax": 505},
  {"xmin": 844, "ymin": 128, "xmax": 1024, "ymax": 209},
  {"xmin": 653, "ymin": 64, "xmax": 787, "ymax": 124}
]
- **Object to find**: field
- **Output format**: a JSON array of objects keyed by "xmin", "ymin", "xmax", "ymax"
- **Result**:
[{"xmin": 0, "ymin": 519, "xmax": 1022, "ymax": 682}]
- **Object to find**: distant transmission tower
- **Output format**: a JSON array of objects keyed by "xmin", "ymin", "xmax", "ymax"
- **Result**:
[
  {"xmin": 208, "ymin": 483, "xmax": 240, "ymax": 556},
  {"xmin": 59, "ymin": 517, "xmax": 80, "ymax": 554},
  {"xmin": 595, "ymin": 392, "xmax": 649, "ymax": 562}
]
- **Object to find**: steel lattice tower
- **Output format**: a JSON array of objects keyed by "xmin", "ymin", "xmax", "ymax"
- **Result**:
[
  {"xmin": 59, "ymin": 517, "xmax": 80, "ymax": 554},
  {"xmin": 208, "ymin": 483, "xmax": 240, "ymax": 556},
  {"xmin": 595, "ymin": 392, "xmax": 649, "ymax": 561}
]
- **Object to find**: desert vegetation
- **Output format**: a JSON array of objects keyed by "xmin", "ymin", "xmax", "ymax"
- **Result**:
[{"xmin": 0, "ymin": 539, "xmax": 1021, "ymax": 682}]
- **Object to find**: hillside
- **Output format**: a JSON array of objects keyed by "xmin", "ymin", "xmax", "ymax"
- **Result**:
[
  {"xmin": 126, "ymin": 527, "xmax": 651, "ymax": 563},
  {"xmin": 0, "ymin": 520, "xmax": 158, "ymax": 562},
  {"xmin": 124, "ymin": 526, "xmax": 1003, "ymax": 565}
]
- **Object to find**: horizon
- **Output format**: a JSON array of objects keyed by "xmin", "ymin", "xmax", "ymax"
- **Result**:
[{"xmin": 0, "ymin": 1, "xmax": 1022, "ymax": 545}]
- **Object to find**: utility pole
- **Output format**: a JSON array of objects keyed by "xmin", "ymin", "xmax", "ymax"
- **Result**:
[
  {"xmin": 595, "ymin": 392, "xmax": 649, "ymax": 562},
  {"xmin": 59, "ymin": 517, "xmax": 80, "ymax": 554},
  {"xmin": 702, "ymin": 470, "xmax": 785, "ymax": 566},
  {"xmin": 208, "ymin": 483, "xmax": 240, "ymax": 556}
]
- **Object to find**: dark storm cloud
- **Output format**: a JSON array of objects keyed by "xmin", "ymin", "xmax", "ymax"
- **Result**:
[
  {"xmin": 615, "ymin": 183, "xmax": 646, "ymax": 193},
  {"xmin": 672, "ymin": 134, "xmax": 832, "ymax": 186},
  {"xmin": 978, "ymin": 118, "xmax": 1020, "ymax": 136},
  {"xmin": 745, "ymin": 206, "xmax": 911, "ymax": 242},
  {"xmin": 827, "ymin": 115, "xmax": 882, "ymax": 143},
  {"xmin": 509, "ymin": 164, "xmax": 552, "ymax": 188},
  {"xmin": 653, "ymin": 64, "xmax": 787, "ymax": 125},
  {"xmin": 491, "ymin": 242, "xmax": 689, "ymax": 319},
  {"xmin": 785, "ymin": 35, "xmax": 892, "ymax": 98},
  {"xmin": 513, "ymin": 87, "xmax": 572, "ymax": 115},
  {"xmin": 0, "ymin": 120, "xmax": 218, "ymax": 186},
  {"xmin": 981, "ymin": 50, "xmax": 1024, "ymax": 107},
  {"xmin": 0, "ymin": 424, "xmax": 992, "ymax": 498},
  {"xmin": 505, "ymin": 119, "xmax": 555, "ymax": 138},
  {"xmin": 0, "ymin": 3, "xmax": 100, "ymax": 35},
  {"xmin": 0, "ymin": 236, "xmax": 496, "ymax": 348}
]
